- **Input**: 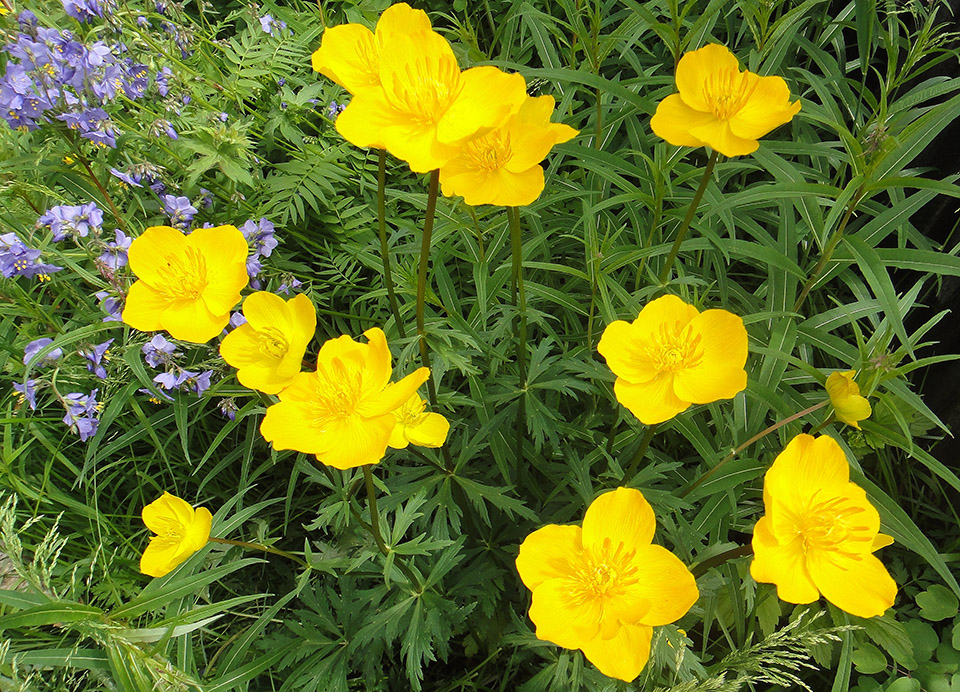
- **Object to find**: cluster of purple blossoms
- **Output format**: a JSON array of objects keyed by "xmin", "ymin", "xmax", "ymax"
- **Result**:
[
  {"xmin": 240, "ymin": 218, "xmax": 278, "ymax": 289},
  {"xmin": 218, "ymin": 398, "xmax": 238, "ymax": 421},
  {"xmin": 326, "ymin": 101, "xmax": 347, "ymax": 120},
  {"xmin": 142, "ymin": 334, "xmax": 179, "ymax": 367},
  {"xmin": 260, "ymin": 14, "xmax": 287, "ymax": 37},
  {"xmin": 149, "ymin": 118, "xmax": 178, "ymax": 140},
  {"xmin": 23, "ymin": 337, "xmax": 64, "ymax": 368},
  {"xmin": 14, "ymin": 379, "xmax": 38, "ymax": 410},
  {"xmin": 0, "ymin": 233, "xmax": 62, "ymax": 280},
  {"xmin": 37, "ymin": 202, "xmax": 103, "ymax": 241},
  {"xmin": 109, "ymin": 164, "xmax": 165, "ymax": 193},
  {"xmin": 80, "ymin": 338, "xmax": 113, "ymax": 379},
  {"xmin": 163, "ymin": 195, "xmax": 197, "ymax": 229},
  {"xmin": 95, "ymin": 290, "xmax": 122, "ymax": 321},
  {"xmin": 0, "ymin": 15, "xmax": 152, "ymax": 137},
  {"xmin": 97, "ymin": 229, "xmax": 131, "ymax": 270},
  {"xmin": 154, "ymin": 369, "xmax": 213, "ymax": 398},
  {"xmin": 62, "ymin": 389, "xmax": 100, "ymax": 441}
]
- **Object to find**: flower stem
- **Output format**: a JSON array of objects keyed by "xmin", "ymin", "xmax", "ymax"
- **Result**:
[
  {"xmin": 680, "ymin": 399, "xmax": 830, "ymax": 499},
  {"xmin": 691, "ymin": 544, "xmax": 753, "ymax": 579},
  {"xmin": 377, "ymin": 150, "xmax": 406, "ymax": 338},
  {"xmin": 657, "ymin": 150, "xmax": 719, "ymax": 286},
  {"xmin": 622, "ymin": 424, "xmax": 657, "ymax": 483},
  {"xmin": 793, "ymin": 188, "xmax": 864, "ymax": 312},
  {"xmin": 363, "ymin": 465, "xmax": 422, "ymax": 591},
  {"xmin": 208, "ymin": 537, "xmax": 307, "ymax": 568},
  {"xmin": 508, "ymin": 207, "xmax": 528, "ymax": 468},
  {"xmin": 416, "ymin": 170, "xmax": 441, "ymax": 407}
]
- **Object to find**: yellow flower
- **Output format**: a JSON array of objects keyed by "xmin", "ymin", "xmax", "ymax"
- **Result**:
[
  {"xmin": 750, "ymin": 434, "xmax": 897, "ymax": 618},
  {"xmin": 825, "ymin": 370, "xmax": 872, "ymax": 429},
  {"xmin": 140, "ymin": 492, "xmax": 212, "ymax": 578},
  {"xmin": 597, "ymin": 295, "xmax": 748, "ymax": 425},
  {"xmin": 122, "ymin": 225, "xmax": 249, "ymax": 343},
  {"xmin": 334, "ymin": 26, "xmax": 527, "ymax": 172},
  {"xmin": 650, "ymin": 44, "xmax": 801, "ymax": 157},
  {"xmin": 220, "ymin": 292, "xmax": 316, "ymax": 395},
  {"xmin": 516, "ymin": 488, "xmax": 699, "ymax": 682},
  {"xmin": 438, "ymin": 95, "xmax": 578, "ymax": 206},
  {"xmin": 311, "ymin": 3, "xmax": 431, "ymax": 98},
  {"xmin": 388, "ymin": 393, "xmax": 449, "ymax": 449},
  {"xmin": 260, "ymin": 327, "xmax": 430, "ymax": 469}
]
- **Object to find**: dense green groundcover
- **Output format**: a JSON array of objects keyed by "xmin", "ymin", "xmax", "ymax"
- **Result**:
[{"xmin": 1, "ymin": 0, "xmax": 960, "ymax": 689}]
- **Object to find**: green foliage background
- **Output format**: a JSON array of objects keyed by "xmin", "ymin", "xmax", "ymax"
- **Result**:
[{"xmin": 0, "ymin": 0, "xmax": 959, "ymax": 690}]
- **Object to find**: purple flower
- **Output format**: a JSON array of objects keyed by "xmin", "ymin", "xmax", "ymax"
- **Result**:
[
  {"xmin": 149, "ymin": 179, "xmax": 166, "ymax": 195},
  {"xmin": 218, "ymin": 398, "xmax": 237, "ymax": 421},
  {"xmin": 62, "ymin": 389, "xmax": 100, "ymax": 441},
  {"xmin": 80, "ymin": 338, "xmax": 113, "ymax": 379},
  {"xmin": 62, "ymin": 0, "xmax": 103, "ymax": 23},
  {"xmin": 197, "ymin": 188, "xmax": 213, "ymax": 209},
  {"xmin": 240, "ymin": 218, "xmax": 278, "ymax": 257},
  {"xmin": 142, "ymin": 334, "xmax": 178, "ymax": 368},
  {"xmin": 218, "ymin": 112, "xmax": 228, "ymax": 122},
  {"xmin": 109, "ymin": 168, "xmax": 142, "ymax": 188},
  {"xmin": 278, "ymin": 78, "xmax": 285, "ymax": 87},
  {"xmin": 153, "ymin": 371, "xmax": 181, "ymax": 390},
  {"xmin": 163, "ymin": 195, "xmax": 197, "ymax": 228},
  {"xmin": 123, "ymin": 63, "xmax": 150, "ymax": 99},
  {"xmin": 139, "ymin": 387, "xmax": 173, "ymax": 403},
  {"xmin": 95, "ymin": 290, "xmax": 123, "ymax": 322},
  {"xmin": 0, "ymin": 232, "xmax": 62, "ymax": 279},
  {"xmin": 245, "ymin": 254, "xmax": 262, "ymax": 279},
  {"xmin": 81, "ymin": 127, "xmax": 116, "ymax": 149},
  {"xmin": 136, "ymin": 16, "xmax": 150, "ymax": 28},
  {"xmin": 97, "ymin": 229, "xmax": 131, "ymax": 269},
  {"xmin": 155, "ymin": 0, "xmax": 168, "ymax": 15},
  {"xmin": 18, "ymin": 11, "xmax": 39, "ymax": 30},
  {"xmin": 229, "ymin": 311, "xmax": 247, "ymax": 329},
  {"xmin": 277, "ymin": 277, "xmax": 303, "ymax": 295},
  {"xmin": 39, "ymin": 203, "xmax": 103, "ymax": 241},
  {"xmin": 23, "ymin": 337, "xmax": 63, "ymax": 367},
  {"xmin": 13, "ymin": 380, "xmax": 38, "ymax": 410},
  {"xmin": 185, "ymin": 370, "xmax": 213, "ymax": 397},
  {"xmin": 155, "ymin": 66, "xmax": 172, "ymax": 96},
  {"xmin": 260, "ymin": 14, "xmax": 277, "ymax": 36}
]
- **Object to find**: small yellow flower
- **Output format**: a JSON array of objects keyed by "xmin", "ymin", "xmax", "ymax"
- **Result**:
[
  {"xmin": 597, "ymin": 295, "xmax": 748, "ymax": 425},
  {"xmin": 388, "ymin": 393, "xmax": 449, "ymax": 449},
  {"xmin": 439, "ymin": 95, "xmax": 578, "ymax": 206},
  {"xmin": 750, "ymin": 434, "xmax": 897, "ymax": 618},
  {"xmin": 334, "ymin": 25, "xmax": 527, "ymax": 172},
  {"xmin": 650, "ymin": 44, "xmax": 801, "ymax": 157},
  {"xmin": 220, "ymin": 292, "xmax": 316, "ymax": 394},
  {"xmin": 825, "ymin": 370, "xmax": 872, "ymax": 429},
  {"xmin": 140, "ymin": 492, "xmax": 212, "ymax": 578},
  {"xmin": 517, "ymin": 488, "xmax": 699, "ymax": 682},
  {"xmin": 260, "ymin": 327, "xmax": 429, "ymax": 469},
  {"xmin": 122, "ymin": 225, "xmax": 249, "ymax": 343},
  {"xmin": 62, "ymin": 156, "xmax": 75, "ymax": 165}
]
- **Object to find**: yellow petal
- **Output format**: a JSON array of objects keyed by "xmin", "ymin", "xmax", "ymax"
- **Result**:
[
  {"xmin": 614, "ymin": 373, "xmax": 689, "ymax": 425},
  {"xmin": 674, "ymin": 44, "xmax": 742, "ymax": 113},
  {"xmin": 749, "ymin": 515, "xmax": 820, "ymax": 604},
  {"xmin": 672, "ymin": 309, "xmax": 748, "ymax": 404},
  {"xmin": 597, "ymin": 320, "xmax": 658, "ymax": 384},
  {"xmin": 314, "ymin": 411, "xmax": 396, "ymax": 469},
  {"xmin": 142, "ymin": 492, "xmax": 194, "ymax": 534},
  {"xmin": 334, "ymin": 88, "xmax": 391, "ymax": 150},
  {"xmin": 220, "ymin": 324, "xmax": 264, "ymax": 369},
  {"xmin": 579, "ymin": 623, "xmax": 653, "ymax": 682},
  {"xmin": 764, "ymin": 434, "xmax": 850, "ymax": 510},
  {"xmin": 440, "ymin": 165, "xmax": 545, "ymax": 207},
  {"xmin": 242, "ymin": 291, "xmax": 291, "ymax": 332},
  {"xmin": 502, "ymin": 95, "xmax": 569, "ymax": 172},
  {"xmin": 633, "ymin": 294, "xmax": 700, "ymax": 336},
  {"xmin": 825, "ymin": 371, "xmax": 872, "ymax": 429},
  {"xmin": 260, "ymin": 400, "xmax": 325, "ymax": 455},
  {"xmin": 128, "ymin": 226, "xmax": 187, "ymax": 286},
  {"xmin": 375, "ymin": 2, "xmax": 432, "ymax": 40},
  {"xmin": 160, "ymin": 297, "xmax": 228, "ymax": 343},
  {"xmin": 122, "ymin": 281, "xmax": 169, "ymax": 333},
  {"xmin": 438, "ymin": 65, "xmax": 527, "ymax": 146},
  {"xmin": 629, "ymin": 545, "xmax": 699, "ymax": 626},
  {"xmin": 728, "ymin": 74, "xmax": 800, "ymax": 140},
  {"xmin": 807, "ymin": 550, "xmax": 897, "ymax": 618},
  {"xmin": 404, "ymin": 411, "xmax": 450, "ymax": 448},
  {"xmin": 287, "ymin": 294, "xmax": 318, "ymax": 347},
  {"xmin": 359, "ymin": 367, "xmax": 431, "ymax": 418},
  {"xmin": 388, "ymin": 423, "xmax": 410, "ymax": 449},
  {"xmin": 688, "ymin": 118, "xmax": 759, "ymax": 157},
  {"xmin": 360, "ymin": 327, "xmax": 393, "ymax": 395},
  {"xmin": 311, "ymin": 24, "xmax": 381, "ymax": 94},
  {"xmin": 516, "ymin": 524, "xmax": 584, "ymax": 591},
  {"xmin": 140, "ymin": 536, "xmax": 185, "ymax": 577},
  {"xmin": 184, "ymin": 507, "xmax": 212, "ymax": 553},
  {"xmin": 650, "ymin": 93, "xmax": 714, "ymax": 149},
  {"xmin": 188, "ymin": 225, "xmax": 249, "ymax": 315},
  {"xmin": 317, "ymin": 333, "xmax": 368, "ymax": 373},
  {"xmin": 581, "ymin": 488, "xmax": 655, "ymax": 555},
  {"xmin": 276, "ymin": 371, "xmax": 318, "ymax": 403},
  {"xmin": 529, "ymin": 577, "xmax": 601, "ymax": 648},
  {"xmin": 873, "ymin": 533, "xmax": 894, "ymax": 551}
]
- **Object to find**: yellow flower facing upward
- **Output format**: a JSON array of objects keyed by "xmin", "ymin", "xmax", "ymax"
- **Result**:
[
  {"xmin": 220, "ymin": 292, "xmax": 316, "ymax": 395},
  {"xmin": 388, "ymin": 393, "xmax": 449, "ymax": 449},
  {"xmin": 140, "ymin": 492, "xmax": 212, "ymax": 578},
  {"xmin": 122, "ymin": 225, "xmax": 249, "ymax": 343},
  {"xmin": 334, "ymin": 25, "xmax": 527, "ymax": 172},
  {"xmin": 516, "ymin": 488, "xmax": 699, "ymax": 682},
  {"xmin": 259, "ymin": 327, "xmax": 429, "ymax": 469},
  {"xmin": 825, "ymin": 370, "xmax": 872, "ymax": 429},
  {"xmin": 650, "ymin": 44, "xmax": 801, "ymax": 157},
  {"xmin": 597, "ymin": 295, "xmax": 748, "ymax": 425},
  {"xmin": 751, "ymin": 434, "xmax": 897, "ymax": 618},
  {"xmin": 439, "ymin": 95, "xmax": 579, "ymax": 206}
]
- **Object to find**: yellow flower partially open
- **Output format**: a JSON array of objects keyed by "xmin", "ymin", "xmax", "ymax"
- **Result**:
[
  {"xmin": 650, "ymin": 44, "xmax": 801, "ymax": 157},
  {"xmin": 334, "ymin": 27, "xmax": 527, "ymax": 172},
  {"xmin": 140, "ymin": 492, "xmax": 212, "ymax": 578},
  {"xmin": 259, "ymin": 327, "xmax": 429, "ymax": 469},
  {"xmin": 388, "ymin": 393, "xmax": 449, "ymax": 449},
  {"xmin": 517, "ymin": 488, "xmax": 699, "ymax": 682},
  {"xmin": 825, "ymin": 370, "xmax": 872, "ymax": 429},
  {"xmin": 598, "ymin": 295, "xmax": 748, "ymax": 425},
  {"xmin": 220, "ymin": 292, "xmax": 316, "ymax": 394},
  {"xmin": 750, "ymin": 434, "xmax": 897, "ymax": 618},
  {"xmin": 439, "ymin": 95, "xmax": 578, "ymax": 206},
  {"xmin": 122, "ymin": 225, "xmax": 249, "ymax": 343}
]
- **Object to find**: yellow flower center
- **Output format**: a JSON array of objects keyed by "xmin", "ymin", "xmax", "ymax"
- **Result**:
[
  {"xmin": 156, "ymin": 248, "xmax": 208, "ymax": 300},
  {"xmin": 395, "ymin": 396, "xmax": 427, "ymax": 426},
  {"xmin": 797, "ymin": 494, "xmax": 872, "ymax": 556},
  {"xmin": 464, "ymin": 130, "xmax": 513, "ymax": 172},
  {"xmin": 153, "ymin": 517, "xmax": 185, "ymax": 541},
  {"xmin": 647, "ymin": 322, "xmax": 703, "ymax": 373},
  {"xmin": 388, "ymin": 56, "xmax": 462, "ymax": 125},
  {"xmin": 702, "ymin": 68, "xmax": 756, "ymax": 120},
  {"xmin": 312, "ymin": 359, "xmax": 363, "ymax": 424},
  {"xmin": 257, "ymin": 327, "xmax": 288, "ymax": 360},
  {"xmin": 571, "ymin": 540, "xmax": 639, "ymax": 605}
]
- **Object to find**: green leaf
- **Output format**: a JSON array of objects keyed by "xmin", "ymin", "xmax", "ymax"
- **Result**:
[
  {"xmin": 916, "ymin": 585, "xmax": 960, "ymax": 622},
  {"xmin": 852, "ymin": 642, "xmax": 887, "ymax": 675}
]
